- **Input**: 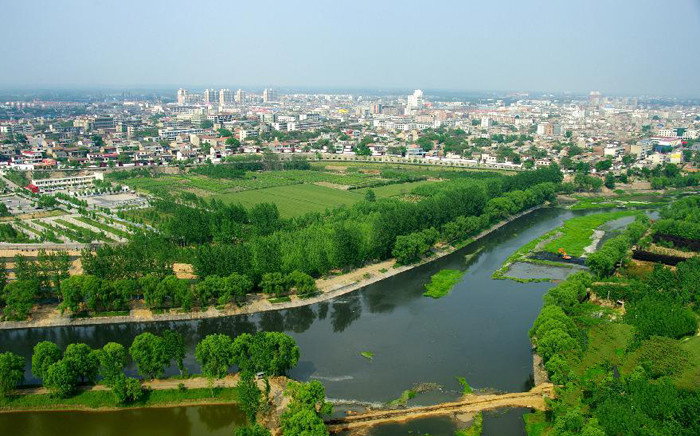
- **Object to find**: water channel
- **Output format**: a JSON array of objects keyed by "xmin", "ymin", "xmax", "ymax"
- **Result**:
[{"xmin": 0, "ymin": 207, "xmax": 623, "ymax": 435}]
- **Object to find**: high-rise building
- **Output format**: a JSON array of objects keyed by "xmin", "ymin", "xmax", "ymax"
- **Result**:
[
  {"xmin": 263, "ymin": 88, "xmax": 277, "ymax": 102},
  {"xmin": 177, "ymin": 88, "xmax": 188, "ymax": 105},
  {"xmin": 235, "ymin": 89, "xmax": 246, "ymax": 104},
  {"xmin": 407, "ymin": 89, "xmax": 424, "ymax": 111},
  {"xmin": 204, "ymin": 89, "xmax": 217, "ymax": 105},
  {"xmin": 219, "ymin": 89, "xmax": 234, "ymax": 106}
]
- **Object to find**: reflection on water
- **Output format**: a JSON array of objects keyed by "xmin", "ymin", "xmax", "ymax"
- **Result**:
[{"xmin": 0, "ymin": 405, "xmax": 246, "ymax": 436}]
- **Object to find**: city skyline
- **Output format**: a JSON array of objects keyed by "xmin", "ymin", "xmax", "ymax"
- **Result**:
[{"xmin": 1, "ymin": 0, "xmax": 699, "ymax": 97}]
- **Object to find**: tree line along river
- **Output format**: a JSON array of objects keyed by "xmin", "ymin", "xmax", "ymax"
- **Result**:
[{"xmin": 0, "ymin": 207, "xmax": 622, "ymax": 436}]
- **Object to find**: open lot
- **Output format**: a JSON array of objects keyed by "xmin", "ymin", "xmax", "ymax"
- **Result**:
[
  {"xmin": 85, "ymin": 192, "xmax": 148, "ymax": 209},
  {"xmin": 0, "ymin": 195, "xmax": 36, "ymax": 215}
]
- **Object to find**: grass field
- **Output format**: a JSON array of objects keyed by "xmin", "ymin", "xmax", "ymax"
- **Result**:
[
  {"xmin": 575, "ymin": 323, "xmax": 633, "ymax": 376},
  {"xmin": 214, "ymin": 183, "xmax": 363, "ymax": 217},
  {"xmin": 542, "ymin": 211, "xmax": 639, "ymax": 257},
  {"xmin": 0, "ymin": 386, "xmax": 238, "ymax": 411}
]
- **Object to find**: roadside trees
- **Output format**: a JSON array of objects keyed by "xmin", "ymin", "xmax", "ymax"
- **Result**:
[
  {"xmin": 129, "ymin": 333, "xmax": 168, "ymax": 379},
  {"xmin": 0, "ymin": 352, "xmax": 24, "ymax": 397},
  {"xmin": 98, "ymin": 342, "xmax": 129, "ymax": 385},
  {"xmin": 195, "ymin": 334, "xmax": 234, "ymax": 380},
  {"xmin": 31, "ymin": 341, "xmax": 62, "ymax": 381},
  {"xmin": 63, "ymin": 343, "xmax": 100, "ymax": 384},
  {"xmin": 44, "ymin": 360, "xmax": 77, "ymax": 397}
]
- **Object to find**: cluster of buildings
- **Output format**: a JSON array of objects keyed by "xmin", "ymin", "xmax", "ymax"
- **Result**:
[{"xmin": 0, "ymin": 88, "xmax": 698, "ymax": 176}]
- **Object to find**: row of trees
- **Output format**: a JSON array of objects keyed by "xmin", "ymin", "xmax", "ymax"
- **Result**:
[
  {"xmin": 585, "ymin": 214, "xmax": 650, "ymax": 277},
  {"xmin": 393, "ymin": 181, "xmax": 558, "ymax": 264},
  {"xmin": 0, "ymin": 331, "xmax": 299, "ymax": 403}
]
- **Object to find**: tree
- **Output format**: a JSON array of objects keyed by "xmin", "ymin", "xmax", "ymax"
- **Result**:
[
  {"xmin": 250, "ymin": 203, "xmax": 280, "ymax": 236},
  {"xmin": 595, "ymin": 160, "xmax": 612, "ymax": 172},
  {"xmin": 231, "ymin": 332, "xmax": 300, "ymax": 376},
  {"xmin": 2, "ymin": 280, "xmax": 37, "ymax": 321},
  {"xmin": 537, "ymin": 329, "xmax": 579, "ymax": 363},
  {"xmin": 195, "ymin": 334, "xmax": 234, "ymax": 380},
  {"xmin": 129, "ymin": 333, "xmax": 168, "ymax": 379},
  {"xmin": 226, "ymin": 137, "xmax": 241, "ymax": 147},
  {"xmin": 63, "ymin": 343, "xmax": 99, "ymax": 384},
  {"xmin": 257, "ymin": 332, "xmax": 300, "ymax": 376},
  {"xmin": 31, "ymin": 341, "xmax": 62, "ymax": 381},
  {"xmin": 111, "ymin": 374, "xmax": 143, "ymax": 404},
  {"xmin": 44, "ymin": 360, "xmax": 77, "ymax": 397},
  {"xmin": 0, "ymin": 352, "xmax": 24, "ymax": 397},
  {"xmin": 220, "ymin": 273, "xmax": 254, "ymax": 305},
  {"xmin": 364, "ymin": 189, "xmax": 376, "ymax": 202},
  {"xmin": 604, "ymin": 172, "xmax": 616, "ymax": 189},
  {"xmin": 237, "ymin": 371, "xmax": 262, "ymax": 424},
  {"xmin": 260, "ymin": 272, "xmax": 286, "ymax": 296},
  {"xmin": 98, "ymin": 342, "xmax": 129, "ymax": 386},
  {"xmin": 281, "ymin": 380, "xmax": 332, "ymax": 436},
  {"xmin": 163, "ymin": 330, "xmax": 186, "ymax": 375},
  {"xmin": 285, "ymin": 270, "xmax": 317, "ymax": 296},
  {"xmin": 281, "ymin": 409, "xmax": 328, "ymax": 436}
]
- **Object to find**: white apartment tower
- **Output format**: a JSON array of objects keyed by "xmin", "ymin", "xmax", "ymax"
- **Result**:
[
  {"xmin": 263, "ymin": 88, "xmax": 277, "ymax": 102},
  {"xmin": 203, "ymin": 89, "xmax": 217, "ymax": 105},
  {"xmin": 407, "ymin": 89, "xmax": 424, "ymax": 111},
  {"xmin": 177, "ymin": 88, "xmax": 188, "ymax": 105},
  {"xmin": 235, "ymin": 89, "xmax": 246, "ymax": 104},
  {"xmin": 219, "ymin": 89, "xmax": 234, "ymax": 106}
]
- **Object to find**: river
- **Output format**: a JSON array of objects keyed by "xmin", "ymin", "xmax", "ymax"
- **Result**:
[{"xmin": 0, "ymin": 207, "xmax": 613, "ymax": 435}]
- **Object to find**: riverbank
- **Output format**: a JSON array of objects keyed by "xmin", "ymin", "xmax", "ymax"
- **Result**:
[
  {"xmin": 1, "ymin": 375, "xmax": 289, "ymax": 415},
  {"xmin": 0, "ymin": 206, "xmax": 544, "ymax": 330}
]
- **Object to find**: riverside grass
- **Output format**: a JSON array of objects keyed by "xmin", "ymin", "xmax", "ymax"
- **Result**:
[
  {"xmin": 542, "ymin": 210, "xmax": 639, "ymax": 257},
  {"xmin": 0, "ymin": 386, "xmax": 238, "ymax": 412},
  {"xmin": 423, "ymin": 269, "xmax": 465, "ymax": 298}
]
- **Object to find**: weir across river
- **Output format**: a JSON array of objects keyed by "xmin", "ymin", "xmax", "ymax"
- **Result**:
[{"xmin": 324, "ymin": 383, "xmax": 555, "ymax": 434}]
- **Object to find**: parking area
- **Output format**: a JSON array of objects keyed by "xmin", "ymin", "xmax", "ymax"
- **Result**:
[{"xmin": 0, "ymin": 195, "xmax": 36, "ymax": 214}]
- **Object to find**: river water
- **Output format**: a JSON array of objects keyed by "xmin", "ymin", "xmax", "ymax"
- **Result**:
[{"xmin": 0, "ymin": 207, "xmax": 609, "ymax": 435}]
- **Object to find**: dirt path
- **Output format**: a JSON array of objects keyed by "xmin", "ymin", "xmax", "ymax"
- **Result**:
[{"xmin": 325, "ymin": 383, "xmax": 555, "ymax": 433}]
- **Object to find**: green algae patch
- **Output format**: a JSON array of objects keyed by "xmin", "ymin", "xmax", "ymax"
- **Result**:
[
  {"xmin": 423, "ymin": 269, "xmax": 465, "ymax": 298},
  {"xmin": 387, "ymin": 389, "xmax": 417, "ymax": 408}
]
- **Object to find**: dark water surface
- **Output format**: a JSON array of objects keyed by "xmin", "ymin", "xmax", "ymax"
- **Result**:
[{"xmin": 0, "ymin": 207, "xmax": 605, "ymax": 435}]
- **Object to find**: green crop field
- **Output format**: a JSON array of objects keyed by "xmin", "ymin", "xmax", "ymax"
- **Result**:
[
  {"xmin": 213, "ymin": 183, "xmax": 364, "ymax": 217},
  {"xmin": 358, "ymin": 180, "xmax": 441, "ymax": 198}
]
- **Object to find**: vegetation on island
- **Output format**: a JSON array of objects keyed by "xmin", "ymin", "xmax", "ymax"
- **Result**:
[{"xmin": 423, "ymin": 269, "xmax": 465, "ymax": 298}]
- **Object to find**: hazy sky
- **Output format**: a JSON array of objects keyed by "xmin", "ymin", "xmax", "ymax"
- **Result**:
[{"xmin": 1, "ymin": 0, "xmax": 699, "ymax": 96}]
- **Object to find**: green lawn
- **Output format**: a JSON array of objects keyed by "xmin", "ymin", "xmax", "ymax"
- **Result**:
[
  {"xmin": 575, "ymin": 323, "xmax": 634, "ymax": 376},
  {"xmin": 214, "ymin": 183, "xmax": 363, "ymax": 218},
  {"xmin": 543, "ymin": 211, "xmax": 639, "ymax": 257}
]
